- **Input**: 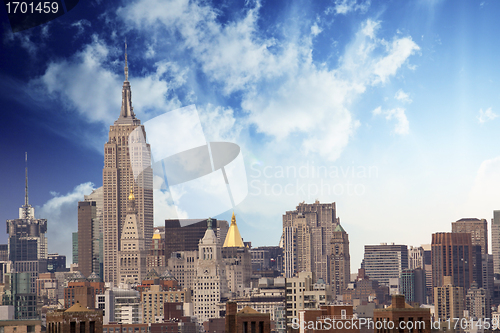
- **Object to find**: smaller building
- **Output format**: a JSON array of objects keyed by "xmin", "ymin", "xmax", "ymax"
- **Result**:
[
  {"xmin": 0, "ymin": 319, "xmax": 42, "ymax": 333},
  {"xmin": 46, "ymin": 302, "xmax": 103, "ymax": 333},
  {"xmin": 373, "ymin": 295, "xmax": 431, "ymax": 333},
  {"xmin": 226, "ymin": 301, "xmax": 271, "ymax": 333}
]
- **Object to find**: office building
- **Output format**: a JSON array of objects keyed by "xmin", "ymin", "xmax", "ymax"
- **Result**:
[
  {"xmin": 193, "ymin": 218, "xmax": 228, "ymax": 323},
  {"xmin": 434, "ymin": 276, "xmax": 464, "ymax": 320},
  {"xmin": 47, "ymin": 254, "xmax": 66, "ymax": 273},
  {"xmin": 72, "ymin": 232, "xmax": 78, "ymax": 265},
  {"xmin": 222, "ymin": 213, "xmax": 251, "ymax": 296},
  {"xmin": 102, "ymin": 45, "xmax": 153, "ymax": 285},
  {"xmin": 492, "ymin": 211, "xmax": 500, "ymax": 276},
  {"xmin": 431, "ymin": 232, "xmax": 473, "ymax": 295},
  {"xmin": 7, "ymin": 155, "xmax": 48, "ymax": 297},
  {"xmin": 250, "ymin": 246, "xmax": 283, "ymax": 274},
  {"xmin": 362, "ymin": 243, "xmax": 408, "ymax": 286},
  {"xmin": 400, "ymin": 268, "xmax": 426, "ymax": 305},
  {"xmin": 330, "ymin": 223, "xmax": 350, "ymax": 298},
  {"xmin": 284, "ymin": 272, "xmax": 332, "ymax": 326},
  {"xmin": 408, "ymin": 246, "xmax": 424, "ymax": 269},
  {"xmin": 164, "ymin": 218, "xmax": 228, "ymax": 260},
  {"xmin": 282, "ymin": 201, "xmax": 339, "ymax": 281},
  {"xmin": 298, "ymin": 305, "xmax": 359, "ymax": 333},
  {"xmin": 167, "ymin": 250, "xmax": 198, "ymax": 290},
  {"xmin": 342, "ymin": 269, "xmax": 390, "ymax": 306},
  {"xmin": 452, "ymin": 218, "xmax": 488, "ymax": 289},
  {"xmin": 147, "ymin": 229, "xmax": 166, "ymax": 272},
  {"xmin": 78, "ymin": 187, "xmax": 103, "ymax": 279},
  {"xmin": 465, "ymin": 282, "xmax": 491, "ymax": 319}
]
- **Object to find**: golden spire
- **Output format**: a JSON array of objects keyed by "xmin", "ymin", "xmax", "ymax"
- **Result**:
[
  {"xmin": 128, "ymin": 186, "xmax": 135, "ymax": 201},
  {"xmin": 223, "ymin": 212, "xmax": 244, "ymax": 248}
]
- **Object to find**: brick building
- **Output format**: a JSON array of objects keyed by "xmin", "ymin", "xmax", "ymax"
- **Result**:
[
  {"xmin": 373, "ymin": 295, "xmax": 431, "ymax": 333},
  {"xmin": 46, "ymin": 302, "xmax": 103, "ymax": 333},
  {"xmin": 226, "ymin": 301, "xmax": 271, "ymax": 333}
]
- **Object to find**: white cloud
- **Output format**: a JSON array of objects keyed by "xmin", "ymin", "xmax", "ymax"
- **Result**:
[
  {"xmin": 198, "ymin": 104, "xmax": 241, "ymax": 142},
  {"xmin": 372, "ymin": 37, "xmax": 420, "ymax": 84},
  {"xmin": 394, "ymin": 89, "xmax": 412, "ymax": 103},
  {"xmin": 373, "ymin": 107, "xmax": 409, "ymax": 135},
  {"xmin": 372, "ymin": 106, "xmax": 382, "ymax": 115},
  {"xmin": 154, "ymin": 188, "xmax": 188, "ymax": 224},
  {"xmin": 37, "ymin": 182, "xmax": 95, "ymax": 264},
  {"xmin": 466, "ymin": 156, "xmax": 500, "ymax": 214},
  {"xmin": 478, "ymin": 107, "xmax": 498, "ymax": 123},
  {"xmin": 311, "ymin": 24, "xmax": 322, "ymax": 36},
  {"xmin": 30, "ymin": 35, "xmax": 181, "ymax": 128},
  {"xmin": 71, "ymin": 19, "xmax": 91, "ymax": 36},
  {"xmin": 328, "ymin": 0, "xmax": 371, "ymax": 15}
]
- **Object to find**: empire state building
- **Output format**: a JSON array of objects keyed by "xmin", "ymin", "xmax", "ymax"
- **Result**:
[{"xmin": 102, "ymin": 44, "xmax": 153, "ymax": 285}]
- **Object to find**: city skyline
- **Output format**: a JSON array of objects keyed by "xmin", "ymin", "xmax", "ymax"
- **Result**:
[{"xmin": 3, "ymin": 0, "xmax": 500, "ymax": 272}]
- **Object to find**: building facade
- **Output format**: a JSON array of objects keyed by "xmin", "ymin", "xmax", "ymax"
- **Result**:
[
  {"xmin": 282, "ymin": 201, "xmax": 339, "ymax": 281},
  {"xmin": 431, "ymin": 232, "xmax": 473, "ymax": 295},
  {"xmin": 330, "ymin": 224, "xmax": 350, "ymax": 298},
  {"xmin": 78, "ymin": 187, "xmax": 103, "ymax": 279},
  {"xmin": 193, "ymin": 219, "xmax": 228, "ymax": 323},
  {"xmin": 362, "ymin": 243, "xmax": 408, "ymax": 286}
]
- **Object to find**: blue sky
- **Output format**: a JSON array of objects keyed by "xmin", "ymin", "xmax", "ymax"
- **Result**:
[{"xmin": 2, "ymin": 0, "xmax": 500, "ymax": 273}]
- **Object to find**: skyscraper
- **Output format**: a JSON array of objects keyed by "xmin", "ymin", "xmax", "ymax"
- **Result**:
[
  {"xmin": 431, "ymin": 232, "xmax": 473, "ymax": 295},
  {"xmin": 330, "ymin": 223, "xmax": 350, "ymax": 298},
  {"xmin": 492, "ymin": 211, "xmax": 500, "ymax": 276},
  {"xmin": 5, "ymin": 154, "xmax": 47, "ymax": 319},
  {"xmin": 6, "ymin": 154, "xmax": 48, "ymax": 293},
  {"xmin": 77, "ymin": 187, "xmax": 103, "ymax": 279},
  {"xmin": 102, "ymin": 44, "xmax": 153, "ymax": 285},
  {"xmin": 282, "ymin": 201, "xmax": 339, "ymax": 281},
  {"xmin": 451, "ymin": 218, "xmax": 487, "ymax": 290}
]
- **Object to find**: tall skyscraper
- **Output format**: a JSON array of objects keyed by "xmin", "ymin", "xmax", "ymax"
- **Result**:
[
  {"xmin": 362, "ymin": 243, "xmax": 408, "ymax": 286},
  {"xmin": 492, "ymin": 211, "xmax": 500, "ymax": 276},
  {"xmin": 6, "ymin": 154, "xmax": 48, "ymax": 294},
  {"xmin": 282, "ymin": 201, "xmax": 339, "ymax": 281},
  {"xmin": 452, "ymin": 218, "xmax": 487, "ymax": 290},
  {"xmin": 431, "ymin": 232, "xmax": 473, "ymax": 295},
  {"xmin": 330, "ymin": 223, "xmax": 350, "ymax": 297},
  {"xmin": 102, "ymin": 45, "xmax": 153, "ymax": 285}
]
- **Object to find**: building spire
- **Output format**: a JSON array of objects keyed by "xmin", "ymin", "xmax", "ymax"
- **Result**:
[
  {"xmin": 25, "ymin": 152, "xmax": 28, "ymax": 207},
  {"xmin": 117, "ymin": 39, "xmax": 138, "ymax": 124},
  {"xmin": 124, "ymin": 39, "xmax": 129, "ymax": 82},
  {"xmin": 223, "ymin": 212, "xmax": 244, "ymax": 248}
]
